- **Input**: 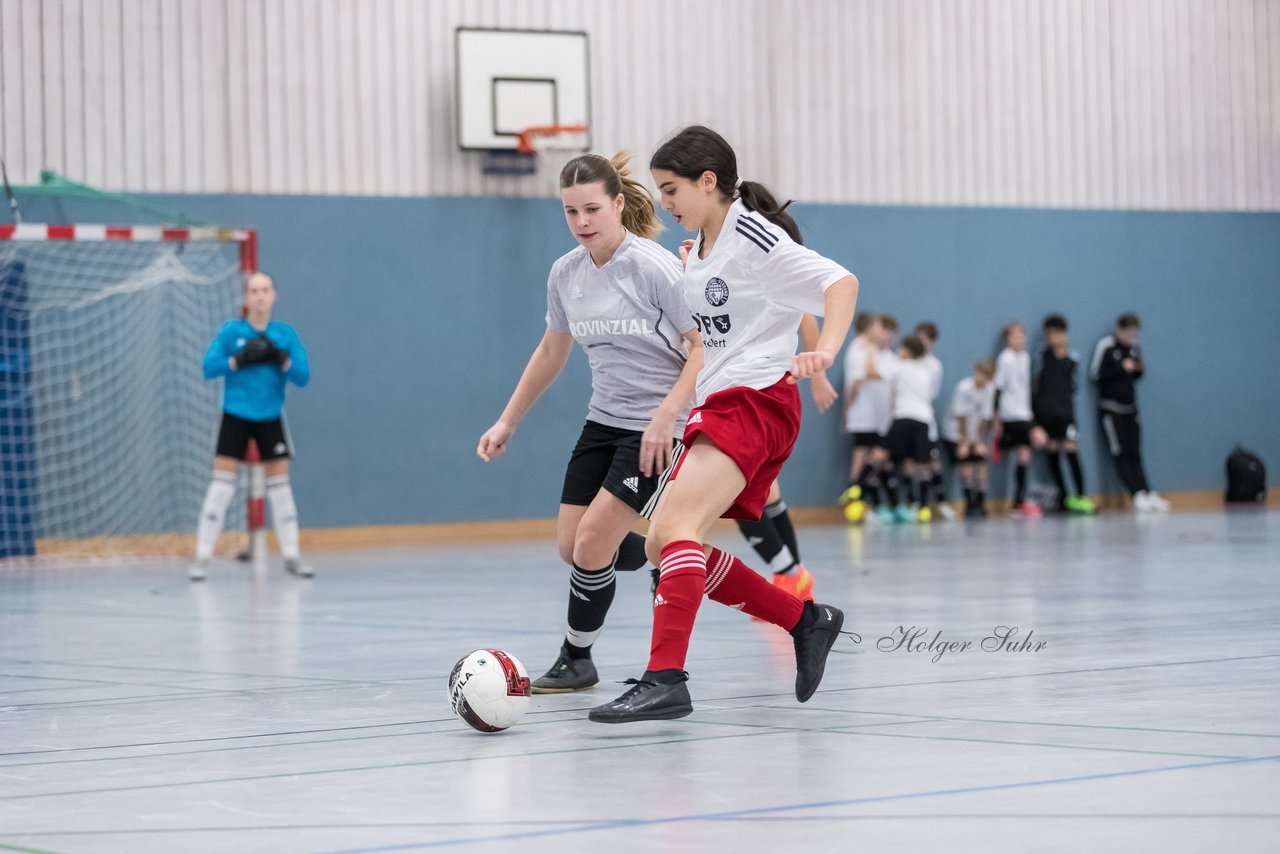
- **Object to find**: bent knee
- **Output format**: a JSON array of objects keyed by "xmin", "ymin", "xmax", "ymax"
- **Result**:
[
  {"xmin": 572, "ymin": 532, "xmax": 618, "ymax": 570},
  {"xmin": 557, "ymin": 541, "xmax": 575, "ymax": 566}
]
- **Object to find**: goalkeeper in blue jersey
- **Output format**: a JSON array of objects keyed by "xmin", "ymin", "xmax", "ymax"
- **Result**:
[{"xmin": 190, "ymin": 272, "xmax": 311, "ymax": 581}]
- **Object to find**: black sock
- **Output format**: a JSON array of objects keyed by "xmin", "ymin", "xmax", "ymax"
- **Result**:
[
  {"xmin": 932, "ymin": 470, "xmax": 946, "ymax": 504},
  {"xmin": 736, "ymin": 514, "xmax": 795, "ymax": 573},
  {"xmin": 861, "ymin": 469, "xmax": 882, "ymax": 508},
  {"xmin": 565, "ymin": 563, "xmax": 616, "ymax": 659},
  {"xmin": 788, "ymin": 600, "xmax": 817, "ymax": 637},
  {"xmin": 764, "ymin": 499, "xmax": 801, "ymax": 564},
  {"xmin": 1067, "ymin": 451, "xmax": 1086, "ymax": 495},
  {"xmin": 963, "ymin": 486, "xmax": 974, "ymax": 509},
  {"xmin": 1015, "ymin": 463, "xmax": 1028, "ymax": 505},
  {"xmin": 1047, "ymin": 452, "xmax": 1067, "ymax": 500},
  {"xmin": 884, "ymin": 472, "xmax": 901, "ymax": 506},
  {"xmin": 641, "ymin": 668, "xmax": 687, "ymax": 684},
  {"xmin": 901, "ymin": 472, "xmax": 916, "ymax": 505},
  {"xmin": 612, "ymin": 532, "xmax": 648, "ymax": 572}
]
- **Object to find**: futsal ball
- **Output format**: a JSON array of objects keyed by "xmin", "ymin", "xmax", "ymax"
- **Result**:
[{"xmin": 447, "ymin": 649, "xmax": 532, "ymax": 733}]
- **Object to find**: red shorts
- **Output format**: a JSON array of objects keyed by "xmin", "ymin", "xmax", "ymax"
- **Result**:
[{"xmin": 670, "ymin": 374, "xmax": 802, "ymax": 521}]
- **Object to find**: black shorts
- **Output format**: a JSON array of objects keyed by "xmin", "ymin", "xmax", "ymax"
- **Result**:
[
  {"xmin": 561, "ymin": 421, "xmax": 677, "ymax": 516},
  {"xmin": 885, "ymin": 418, "xmax": 933, "ymax": 464},
  {"xmin": 852, "ymin": 431, "xmax": 884, "ymax": 450},
  {"xmin": 216, "ymin": 412, "xmax": 291, "ymax": 461},
  {"xmin": 944, "ymin": 440, "xmax": 986, "ymax": 464},
  {"xmin": 999, "ymin": 420, "xmax": 1034, "ymax": 449},
  {"xmin": 1035, "ymin": 413, "xmax": 1078, "ymax": 442}
]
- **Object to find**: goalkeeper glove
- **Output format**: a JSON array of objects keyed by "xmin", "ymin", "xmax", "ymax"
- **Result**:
[{"xmin": 236, "ymin": 334, "xmax": 276, "ymax": 366}]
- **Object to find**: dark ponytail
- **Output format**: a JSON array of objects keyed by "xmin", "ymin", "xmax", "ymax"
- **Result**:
[{"xmin": 649, "ymin": 125, "xmax": 803, "ymax": 244}]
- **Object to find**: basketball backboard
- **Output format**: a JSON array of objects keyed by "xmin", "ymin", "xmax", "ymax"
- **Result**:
[{"xmin": 455, "ymin": 28, "xmax": 591, "ymax": 152}]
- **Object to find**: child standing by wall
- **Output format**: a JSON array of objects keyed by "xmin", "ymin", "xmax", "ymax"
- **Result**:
[
  {"xmin": 1033, "ymin": 315, "xmax": 1095, "ymax": 514},
  {"xmin": 839, "ymin": 313, "xmax": 885, "ymax": 523},
  {"xmin": 872, "ymin": 335, "xmax": 937, "ymax": 523},
  {"xmin": 993, "ymin": 322, "xmax": 1042, "ymax": 517},
  {"xmin": 942, "ymin": 360, "xmax": 996, "ymax": 518},
  {"xmin": 1091, "ymin": 313, "xmax": 1168, "ymax": 512}
]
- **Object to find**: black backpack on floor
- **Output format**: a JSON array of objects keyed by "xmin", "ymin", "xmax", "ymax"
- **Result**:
[{"xmin": 1225, "ymin": 446, "xmax": 1266, "ymax": 503}]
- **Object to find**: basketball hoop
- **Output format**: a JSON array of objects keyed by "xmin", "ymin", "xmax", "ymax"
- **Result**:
[
  {"xmin": 481, "ymin": 124, "xmax": 590, "ymax": 177},
  {"xmin": 515, "ymin": 124, "xmax": 589, "ymax": 154}
]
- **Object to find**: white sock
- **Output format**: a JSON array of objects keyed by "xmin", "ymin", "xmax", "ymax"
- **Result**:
[
  {"xmin": 195, "ymin": 472, "xmax": 237, "ymax": 560},
  {"xmin": 266, "ymin": 475, "xmax": 301, "ymax": 560}
]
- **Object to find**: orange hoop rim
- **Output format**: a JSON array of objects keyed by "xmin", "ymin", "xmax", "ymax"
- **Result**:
[{"xmin": 515, "ymin": 124, "xmax": 590, "ymax": 154}]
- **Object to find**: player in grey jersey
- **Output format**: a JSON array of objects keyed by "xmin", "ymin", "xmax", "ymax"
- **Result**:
[{"xmin": 478, "ymin": 151, "xmax": 704, "ymax": 693}]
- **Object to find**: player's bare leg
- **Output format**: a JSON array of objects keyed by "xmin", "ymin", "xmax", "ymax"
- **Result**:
[
  {"xmin": 534, "ymin": 492, "xmax": 642, "ymax": 693},
  {"xmin": 592, "ymin": 438, "xmax": 845, "ymax": 722}
]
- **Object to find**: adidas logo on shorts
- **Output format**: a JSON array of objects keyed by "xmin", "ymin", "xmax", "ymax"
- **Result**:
[
  {"xmin": 274, "ymin": 443, "xmax": 287, "ymax": 454},
  {"xmin": 688, "ymin": 412, "xmax": 703, "ymax": 424},
  {"xmin": 654, "ymin": 593, "xmax": 667, "ymax": 607},
  {"xmin": 623, "ymin": 476, "xmax": 639, "ymax": 493}
]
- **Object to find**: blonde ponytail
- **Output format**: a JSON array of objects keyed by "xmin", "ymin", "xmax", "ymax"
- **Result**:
[{"xmin": 609, "ymin": 150, "xmax": 663, "ymax": 240}]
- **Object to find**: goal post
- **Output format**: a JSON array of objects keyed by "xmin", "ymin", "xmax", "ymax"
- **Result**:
[{"xmin": 0, "ymin": 223, "xmax": 261, "ymax": 560}]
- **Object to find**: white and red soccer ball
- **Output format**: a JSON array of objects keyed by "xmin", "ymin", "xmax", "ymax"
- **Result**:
[{"xmin": 447, "ymin": 649, "xmax": 532, "ymax": 733}]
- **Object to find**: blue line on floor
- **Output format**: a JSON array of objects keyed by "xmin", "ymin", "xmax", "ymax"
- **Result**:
[{"xmin": 315, "ymin": 752, "xmax": 1280, "ymax": 853}]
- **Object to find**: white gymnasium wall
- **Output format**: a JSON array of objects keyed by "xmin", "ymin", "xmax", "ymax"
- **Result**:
[{"xmin": 1, "ymin": 0, "xmax": 1276, "ymax": 209}]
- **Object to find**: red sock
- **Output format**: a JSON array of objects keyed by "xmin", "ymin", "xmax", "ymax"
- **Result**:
[
  {"xmin": 705, "ymin": 547, "xmax": 805, "ymax": 631},
  {"xmin": 647, "ymin": 540, "xmax": 707, "ymax": 672}
]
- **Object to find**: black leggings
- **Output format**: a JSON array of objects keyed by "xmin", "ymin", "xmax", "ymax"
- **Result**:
[{"xmin": 1099, "ymin": 410, "xmax": 1149, "ymax": 495}]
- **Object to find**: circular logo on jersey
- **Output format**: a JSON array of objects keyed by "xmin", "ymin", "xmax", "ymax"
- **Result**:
[{"xmin": 704, "ymin": 277, "xmax": 729, "ymax": 307}]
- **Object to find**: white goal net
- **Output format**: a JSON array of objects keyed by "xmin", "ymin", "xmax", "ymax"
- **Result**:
[{"xmin": 0, "ymin": 225, "xmax": 249, "ymax": 558}]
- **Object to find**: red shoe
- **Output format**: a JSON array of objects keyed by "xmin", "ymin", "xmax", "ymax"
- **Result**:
[{"xmin": 1014, "ymin": 502, "xmax": 1043, "ymax": 518}]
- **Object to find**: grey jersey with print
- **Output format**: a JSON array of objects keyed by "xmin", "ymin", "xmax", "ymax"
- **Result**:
[{"xmin": 545, "ymin": 232, "xmax": 696, "ymax": 435}]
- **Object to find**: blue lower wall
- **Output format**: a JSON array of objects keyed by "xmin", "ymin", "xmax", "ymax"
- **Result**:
[{"xmin": 13, "ymin": 192, "xmax": 1280, "ymax": 526}]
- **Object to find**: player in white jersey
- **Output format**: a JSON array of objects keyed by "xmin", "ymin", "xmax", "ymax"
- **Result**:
[
  {"xmin": 670, "ymin": 244, "xmax": 834, "ymax": 602},
  {"xmin": 992, "ymin": 321, "xmax": 1044, "ymax": 517},
  {"xmin": 871, "ymin": 336, "xmax": 939, "ymax": 523},
  {"xmin": 477, "ymin": 152, "xmax": 703, "ymax": 694},
  {"xmin": 914, "ymin": 321, "xmax": 953, "ymax": 520},
  {"xmin": 837, "ymin": 313, "xmax": 885, "ymax": 523},
  {"xmin": 942, "ymin": 359, "xmax": 996, "ymax": 517},
  {"xmin": 589, "ymin": 126, "xmax": 858, "ymax": 724}
]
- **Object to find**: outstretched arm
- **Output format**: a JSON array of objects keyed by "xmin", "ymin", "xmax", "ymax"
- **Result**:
[
  {"xmin": 790, "ymin": 276, "xmax": 859, "ymax": 380},
  {"xmin": 799, "ymin": 313, "xmax": 838, "ymax": 412}
]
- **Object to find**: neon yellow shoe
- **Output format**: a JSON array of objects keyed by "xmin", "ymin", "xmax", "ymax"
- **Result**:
[
  {"xmin": 842, "ymin": 500, "xmax": 866, "ymax": 525},
  {"xmin": 916, "ymin": 505, "xmax": 933, "ymax": 524},
  {"xmin": 837, "ymin": 484, "xmax": 862, "ymax": 506},
  {"xmin": 1065, "ymin": 495, "xmax": 1097, "ymax": 515}
]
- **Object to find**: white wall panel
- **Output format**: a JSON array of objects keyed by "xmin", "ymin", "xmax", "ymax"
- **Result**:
[{"xmin": 0, "ymin": 0, "xmax": 1275, "ymax": 209}]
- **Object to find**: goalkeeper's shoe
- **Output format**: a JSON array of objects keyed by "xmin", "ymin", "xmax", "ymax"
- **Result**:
[{"xmin": 285, "ymin": 558, "xmax": 315, "ymax": 579}]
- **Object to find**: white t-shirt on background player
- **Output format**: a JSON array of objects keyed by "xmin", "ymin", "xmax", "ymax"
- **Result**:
[
  {"xmin": 943, "ymin": 377, "xmax": 996, "ymax": 443},
  {"xmin": 881, "ymin": 357, "xmax": 936, "ymax": 425},
  {"xmin": 842, "ymin": 338, "xmax": 890, "ymax": 434},
  {"xmin": 993, "ymin": 347, "xmax": 1033, "ymax": 422},
  {"xmin": 545, "ymin": 231, "xmax": 697, "ymax": 435},
  {"xmin": 682, "ymin": 200, "xmax": 852, "ymax": 404}
]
